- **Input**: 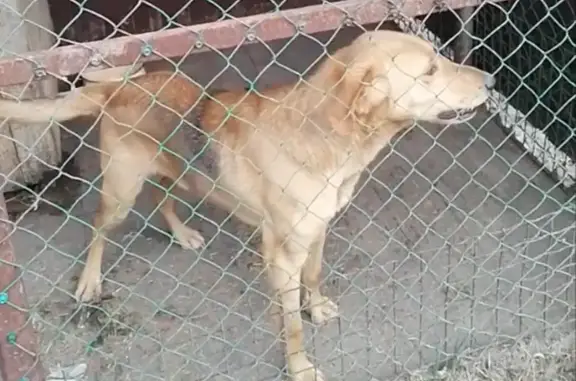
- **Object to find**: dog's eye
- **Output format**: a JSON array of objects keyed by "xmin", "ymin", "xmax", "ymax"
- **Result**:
[{"xmin": 424, "ymin": 65, "xmax": 438, "ymax": 76}]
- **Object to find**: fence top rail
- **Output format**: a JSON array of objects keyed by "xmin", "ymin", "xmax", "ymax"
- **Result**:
[{"xmin": 0, "ymin": 0, "xmax": 503, "ymax": 88}]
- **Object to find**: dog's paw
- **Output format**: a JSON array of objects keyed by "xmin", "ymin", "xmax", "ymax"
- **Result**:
[
  {"xmin": 308, "ymin": 296, "xmax": 339, "ymax": 325},
  {"xmin": 75, "ymin": 269, "xmax": 102, "ymax": 303},
  {"xmin": 173, "ymin": 226, "xmax": 204, "ymax": 250},
  {"xmin": 290, "ymin": 361, "xmax": 325, "ymax": 381}
]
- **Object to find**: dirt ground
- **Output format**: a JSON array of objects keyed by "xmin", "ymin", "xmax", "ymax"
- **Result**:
[{"xmin": 5, "ymin": 28, "xmax": 576, "ymax": 381}]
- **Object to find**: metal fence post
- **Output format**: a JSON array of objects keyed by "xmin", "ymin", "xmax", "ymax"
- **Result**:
[
  {"xmin": 455, "ymin": 6, "xmax": 474, "ymax": 64},
  {"xmin": 0, "ymin": 192, "xmax": 45, "ymax": 381}
]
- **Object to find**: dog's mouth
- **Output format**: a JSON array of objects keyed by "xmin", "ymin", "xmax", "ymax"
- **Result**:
[{"xmin": 435, "ymin": 107, "xmax": 478, "ymax": 124}]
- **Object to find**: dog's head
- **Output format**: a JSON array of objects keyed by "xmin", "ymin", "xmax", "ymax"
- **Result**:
[{"xmin": 324, "ymin": 30, "xmax": 494, "ymax": 134}]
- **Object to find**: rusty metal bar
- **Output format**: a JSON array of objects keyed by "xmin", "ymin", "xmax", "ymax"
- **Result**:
[
  {"xmin": 0, "ymin": 193, "xmax": 45, "ymax": 381},
  {"xmin": 0, "ymin": 0, "xmax": 507, "ymax": 87}
]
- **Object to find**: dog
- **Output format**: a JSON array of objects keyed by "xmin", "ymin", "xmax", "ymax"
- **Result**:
[{"xmin": 0, "ymin": 30, "xmax": 494, "ymax": 381}]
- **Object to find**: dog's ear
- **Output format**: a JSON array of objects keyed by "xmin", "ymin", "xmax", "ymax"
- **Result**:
[
  {"xmin": 352, "ymin": 69, "xmax": 389, "ymax": 118},
  {"xmin": 328, "ymin": 57, "xmax": 389, "ymax": 136}
]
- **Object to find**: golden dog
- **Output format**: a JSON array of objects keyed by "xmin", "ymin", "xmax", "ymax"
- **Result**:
[{"xmin": 0, "ymin": 30, "xmax": 494, "ymax": 381}]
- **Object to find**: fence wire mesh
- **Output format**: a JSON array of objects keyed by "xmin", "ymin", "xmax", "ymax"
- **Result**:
[{"xmin": 0, "ymin": 1, "xmax": 574, "ymax": 381}]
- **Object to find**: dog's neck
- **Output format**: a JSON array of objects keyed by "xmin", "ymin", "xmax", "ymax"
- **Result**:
[{"xmin": 278, "ymin": 82, "xmax": 411, "ymax": 174}]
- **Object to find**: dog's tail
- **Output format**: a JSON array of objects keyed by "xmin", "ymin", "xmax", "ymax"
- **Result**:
[
  {"xmin": 0, "ymin": 72, "xmax": 206, "ymax": 125},
  {"xmin": 0, "ymin": 83, "xmax": 117, "ymax": 124}
]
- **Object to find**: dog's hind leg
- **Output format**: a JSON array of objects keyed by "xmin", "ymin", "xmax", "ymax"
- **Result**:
[
  {"xmin": 75, "ymin": 147, "xmax": 151, "ymax": 303},
  {"xmin": 156, "ymin": 151, "xmax": 262, "ymax": 231},
  {"xmin": 150, "ymin": 175, "xmax": 205, "ymax": 250},
  {"xmin": 189, "ymin": 172, "xmax": 263, "ymax": 227}
]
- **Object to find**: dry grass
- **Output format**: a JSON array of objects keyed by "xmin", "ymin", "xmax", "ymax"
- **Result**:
[{"xmin": 405, "ymin": 335, "xmax": 575, "ymax": 381}]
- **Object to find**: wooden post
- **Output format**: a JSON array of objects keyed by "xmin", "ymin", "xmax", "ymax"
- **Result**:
[{"xmin": 0, "ymin": 0, "xmax": 60, "ymax": 193}]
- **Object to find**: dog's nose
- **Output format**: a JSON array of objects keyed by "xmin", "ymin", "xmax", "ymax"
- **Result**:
[{"xmin": 484, "ymin": 73, "xmax": 496, "ymax": 90}]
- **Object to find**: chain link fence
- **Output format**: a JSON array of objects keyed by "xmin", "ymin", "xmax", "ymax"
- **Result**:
[{"xmin": 0, "ymin": 1, "xmax": 574, "ymax": 381}]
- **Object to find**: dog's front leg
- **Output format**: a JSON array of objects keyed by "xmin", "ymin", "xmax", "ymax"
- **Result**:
[
  {"xmin": 262, "ymin": 226, "xmax": 326, "ymax": 381},
  {"xmin": 302, "ymin": 228, "xmax": 339, "ymax": 325}
]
